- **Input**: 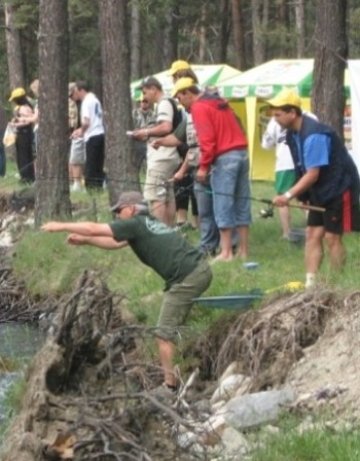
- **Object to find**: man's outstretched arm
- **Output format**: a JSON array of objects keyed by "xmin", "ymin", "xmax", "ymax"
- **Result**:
[
  {"xmin": 67, "ymin": 233, "xmax": 128, "ymax": 250},
  {"xmin": 41, "ymin": 221, "xmax": 113, "ymax": 238}
]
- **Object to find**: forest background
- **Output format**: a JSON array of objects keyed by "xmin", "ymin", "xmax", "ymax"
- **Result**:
[
  {"xmin": 1, "ymin": 0, "xmax": 360, "ymax": 99},
  {"xmin": 0, "ymin": 0, "xmax": 358, "ymax": 222}
]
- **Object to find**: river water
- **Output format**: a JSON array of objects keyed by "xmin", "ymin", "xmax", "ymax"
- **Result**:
[{"xmin": 0, "ymin": 323, "xmax": 45, "ymax": 426}]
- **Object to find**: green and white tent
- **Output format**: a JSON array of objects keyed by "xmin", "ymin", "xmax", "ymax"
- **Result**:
[
  {"xmin": 218, "ymin": 59, "xmax": 350, "ymax": 99},
  {"xmin": 131, "ymin": 63, "xmax": 241, "ymax": 100}
]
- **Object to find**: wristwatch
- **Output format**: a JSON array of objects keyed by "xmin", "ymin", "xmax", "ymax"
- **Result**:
[{"xmin": 284, "ymin": 191, "xmax": 293, "ymax": 200}]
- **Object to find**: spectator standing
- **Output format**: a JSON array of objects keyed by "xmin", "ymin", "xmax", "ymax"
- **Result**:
[
  {"xmin": 173, "ymin": 78, "xmax": 251, "ymax": 262},
  {"xmin": 132, "ymin": 77, "xmax": 181, "ymax": 226},
  {"xmin": 9, "ymin": 87, "xmax": 35, "ymax": 183},
  {"xmin": 42, "ymin": 190, "xmax": 212, "ymax": 393},
  {"xmin": 29, "ymin": 79, "xmax": 39, "ymax": 154},
  {"xmin": 132, "ymin": 95, "xmax": 155, "ymax": 172},
  {"xmin": 269, "ymin": 89, "xmax": 360, "ymax": 288},
  {"xmin": 68, "ymin": 82, "xmax": 85, "ymax": 191},
  {"xmin": 72, "ymin": 81, "xmax": 105, "ymax": 191},
  {"xmin": 169, "ymin": 60, "xmax": 199, "ymax": 229}
]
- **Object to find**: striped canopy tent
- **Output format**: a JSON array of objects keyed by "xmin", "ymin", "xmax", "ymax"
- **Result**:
[
  {"xmin": 131, "ymin": 63, "xmax": 241, "ymax": 100},
  {"xmin": 217, "ymin": 59, "xmax": 352, "ymax": 180}
]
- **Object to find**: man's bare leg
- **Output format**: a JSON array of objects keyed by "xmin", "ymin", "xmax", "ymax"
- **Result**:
[
  {"xmin": 150, "ymin": 200, "xmax": 176, "ymax": 227},
  {"xmin": 305, "ymin": 226, "xmax": 325, "ymax": 287},
  {"xmin": 214, "ymin": 228, "xmax": 233, "ymax": 261},
  {"xmin": 278, "ymin": 206, "xmax": 291, "ymax": 238},
  {"xmin": 157, "ymin": 337, "xmax": 177, "ymax": 387},
  {"xmin": 236, "ymin": 225, "xmax": 249, "ymax": 260},
  {"xmin": 324, "ymin": 232, "xmax": 346, "ymax": 269}
]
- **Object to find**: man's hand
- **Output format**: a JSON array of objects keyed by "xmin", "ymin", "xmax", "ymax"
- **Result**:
[
  {"xmin": 196, "ymin": 167, "xmax": 208, "ymax": 183},
  {"xmin": 173, "ymin": 169, "xmax": 185, "ymax": 182},
  {"xmin": 67, "ymin": 234, "xmax": 87, "ymax": 245},
  {"xmin": 71, "ymin": 128, "xmax": 83, "ymax": 139},
  {"xmin": 272, "ymin": 195, "xmax": 289, "ymax": 207},
  {"xmin": 132, "ymin": 128, "xmax": 148, "ymax": 141},
  {"xmin": 41, "ymin": 222, "xmax": 63, "ymax": 232},
  {"xmin": 150, "ymin": 138, "xmax": 162, "ymax": 149}
]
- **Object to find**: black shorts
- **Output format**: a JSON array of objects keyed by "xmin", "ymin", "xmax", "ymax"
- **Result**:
[{"xmin": 308, "ymin": 189, "xmax": 360, "ymax": 235}]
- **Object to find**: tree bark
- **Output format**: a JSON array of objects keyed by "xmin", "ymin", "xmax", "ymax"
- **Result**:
[
  {"xmin": 163, "ymin": 4, "xmax": 179, "ymax": 65},
  {"xmin": 251, "ymin": 0, "xmax": 264, "ymax": 65},
  {"xmin": 216, "ymin": 0, "xmax": 231, "ymax": 62},
  {"xmin": 295, "ymin": 0, "xmax": 305, "ymax": 57},
  {"xmin": 312, "ymin": 0, "xmax": 347, "ymax": 138},
  {"xmin": 231, "ymin": 0, "xmax": 247, "ymax": 69},
  {"xmin": 130, "ymin": 0, "xmax": 142, "ymax": 79},
  {"xmin": 4, "ymin": 2, "xmax": 24, "ymax": 89},
  {"xmin": 99, "ymin": 0, "xmax": 139, "ymax": 207},
  {"xmin": 35, "ymin": 0, "xmax": 71, "ymax": 226},
  {"xmin": 199, "ymin": 3, "xmax": 207, "ymax": 62}
]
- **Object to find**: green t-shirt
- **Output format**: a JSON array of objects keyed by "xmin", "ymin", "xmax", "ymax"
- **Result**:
[{"xmin": 110, "ymin": 215, "xmax": 202, "ymax": 290}]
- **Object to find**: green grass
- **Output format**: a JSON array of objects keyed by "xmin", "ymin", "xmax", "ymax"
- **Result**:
[
  {"xmin": 251, "ymin": 413, "xmax": 360, "ymax": 461},
  {"xmin": 0, "ymin": 376, "xmax": 26, "ymax": 441},
  {"xmin": 11, "ymin": 171, "xmax": 360, "ymax": 331},
  {"xmin": 5, "ymin": 160, "xmax": 360, "ymax": 457}
]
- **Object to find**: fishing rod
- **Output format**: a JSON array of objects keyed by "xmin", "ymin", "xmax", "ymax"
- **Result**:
[
  {"xmin": 254, "ymin": 197, "xmax": 326, "ymax": 213},
  {"xmin": 164, "ymin": 180, "xmax": 326, "ymax": 213}
]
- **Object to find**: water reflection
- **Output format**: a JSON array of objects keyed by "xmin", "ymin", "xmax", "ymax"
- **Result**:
[
  {"xmin": 0, "ymin": 323, "xmax": 44, "ymax": 359},
  {"xmin": 0, "ymin": 323, "xmax": 45, "ymax": 428}
]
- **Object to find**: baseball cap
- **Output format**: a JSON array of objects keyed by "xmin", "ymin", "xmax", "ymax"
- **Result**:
[
  {"xmin": 9, "ymin": 87, "xmax": 26, "ymax": 102},
  {"xmin": 137, "ymin": 76, "xmax": 162, "ymax": 91},
  {"xmin": 267, "ymin": 88, "xmax": 301, "ymax": 109},
  {"xmin": 110, "ymin": 191, "xmax": 144, "ymax": 212},
  {"xmin": 168, "ymin": 60, "xmax": 191, "ymax": 76},
  {"xmin": 172, "ymin": 77, "xmax": 197, "ymax": 97}
]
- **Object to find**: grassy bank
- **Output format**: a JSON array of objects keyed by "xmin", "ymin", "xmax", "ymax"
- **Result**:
[{"xmin": 3, "ymin": 160, "xmax": 360, "ymax": 459}]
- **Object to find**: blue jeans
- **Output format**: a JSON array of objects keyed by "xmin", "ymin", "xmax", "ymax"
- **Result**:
[
  {"xmin": 210, "ymin": 149, "xmax": 251, "ymax": 229},
  {"xmin": 193, "ymin": 179, "xmax": 220, "ymax": 254}
]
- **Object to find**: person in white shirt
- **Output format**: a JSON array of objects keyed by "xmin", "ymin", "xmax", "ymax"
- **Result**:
[
  {"xmin": 262, "ymin": 117, "xmax": 295, "ymax": 238},
  {"xmin": 72, "ymin": 81, "xmax": 104, "ymax": 191}
]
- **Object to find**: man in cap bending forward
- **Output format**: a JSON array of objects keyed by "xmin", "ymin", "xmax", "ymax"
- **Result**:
[
  {"xmin": 42, "ymin": 191, "xmax": 212, "ymax": 393},
  {"xmin": 269, "ymin": 89, "xmax": 360, "ymax": 288}
]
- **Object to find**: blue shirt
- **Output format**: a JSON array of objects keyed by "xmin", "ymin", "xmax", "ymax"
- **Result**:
[{"xmin": 293, "ymin": 133, "xmax": 331, "ymax": 170}]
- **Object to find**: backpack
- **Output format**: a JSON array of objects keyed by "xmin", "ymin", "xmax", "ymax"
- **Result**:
[{"xmin": 167, "ymin": 98, "xmax": 189, "ymax": 159}]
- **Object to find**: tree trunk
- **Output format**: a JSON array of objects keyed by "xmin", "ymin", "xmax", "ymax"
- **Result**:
[
  {"xmin": 231, "ymin": 0, "xmax": 247, "ymax": 69},
  {"xmin": 216, "ymin": 0, "xmax": 231, "ymax": 62},
  {"xmin": 295, "ymin": 0, "xmax": 305, "ymax": 57},
  {"xmin": 312, "ymin": 0, "xmax": 347, "ymax": 138},
  {"xmin": 4, "ymin": 2, "xmax": 24, "ymax": 89},
  {"xmin": 99, "ymin": 0, "xmax": 139, "ymax": 207},
  {"xmin": 199, "ymin": 3, "xmax": 207, "ymax": 62},
  {"xmin": 35, "ymin": 0, "xmax": 71, "ymax": 226},
  {"xmin": 163, "ymin": 4, "xmax": 179, "ymax": 65},
  {"xmin": 251, "ymin": 0, "xmax": 264, "ymax": 65},
  {"xmin": 130, "ymin": 0, "xmax": 142, "ymax": 79}
]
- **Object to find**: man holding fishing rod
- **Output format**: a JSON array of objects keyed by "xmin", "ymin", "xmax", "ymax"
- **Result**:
[
  {"xmin": 42, "ymin": 191, "xmax": 212, "ymax": 396},
  {"xmin": 269, "ymin": 89, "xmax": 360, "ymax": 288}
]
